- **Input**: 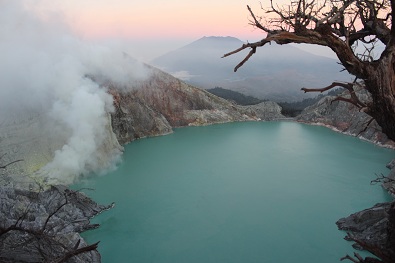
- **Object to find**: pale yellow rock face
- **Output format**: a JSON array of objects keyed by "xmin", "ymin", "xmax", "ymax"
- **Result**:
[
  {"xmin": 0, "ymin": 110, "xmax": 122, "ymax": 188},
  {"xmin": 0, "ymin": 66, "xmax": 284, "ymax": 187}
]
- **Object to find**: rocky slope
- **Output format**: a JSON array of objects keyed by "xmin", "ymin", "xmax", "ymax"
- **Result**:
[
  {"xmin": 296, "ymin": 89, "xmax": 395, "ymax": 148},
  {"xmin": 105, "ymin": 67, "xmax": 284, "ymax": 145},
  {"xmin": 0, "ymin": 65, "xmax": 284, "ymax": 185}
]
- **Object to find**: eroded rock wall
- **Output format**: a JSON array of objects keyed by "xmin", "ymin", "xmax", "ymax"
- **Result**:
[
  {"xmin": 297, "ymin": 90, "xmax": 395, "ymax": 148},
  {"xmin": 107, "ymin": 68, "xmax": 284, "ymax": 144}
]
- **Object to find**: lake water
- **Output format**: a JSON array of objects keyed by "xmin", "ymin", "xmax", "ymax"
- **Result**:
[{"xmin": 73, "ymin": 121, "xmax": 395, "ymax": 263}]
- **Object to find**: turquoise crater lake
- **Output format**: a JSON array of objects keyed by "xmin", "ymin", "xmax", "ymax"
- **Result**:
[{"xmin": 74, "ymin": 121, "xmax": 394, "ymax": 263}]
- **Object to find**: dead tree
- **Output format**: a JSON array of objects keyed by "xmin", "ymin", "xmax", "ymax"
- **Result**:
[
  {"xmin": 223, "ymin": 0, "xmax": 395, "ymax": 141},
  {"xmin": 224, "ymin": 1, "xmax": 395, "ymax": 262}
]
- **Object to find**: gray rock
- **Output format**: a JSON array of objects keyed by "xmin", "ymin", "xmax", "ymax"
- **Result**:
[
  {"xmin": 0, "ymin": 185, "xmax": 111, "ymax": 263},
  {"xmin": 296, "ymin": 90, "xmax": 395, "ymax": 148},
  {"xmin": 337, "ymin": 202, "xmax": 395, "ymax": 261},
  {"xmin": 110, "ymin": 90, "xmax": 173, "ymax": 145},
  {"xmin": 241, "ymin": 101, "xmax": 284, "ymax": 121},
  {"xmin": 106, "ymin": 68, "xmax": 284, "ymax": 144},
  {"xmin": 386, "ymin": 160, "xmax": 395, "ymax": 170}
]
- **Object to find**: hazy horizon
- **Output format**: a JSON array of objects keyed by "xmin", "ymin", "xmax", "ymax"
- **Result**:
[
  {"xmin": 23, "ymin": 0, "xmax": 264, "ymax": 62},
  {"xmin": 0, "ymin": 0, "xmax": 340, "ymax": 182},
  {"xmin": 11, "ymin": 0, "xmax": 339, "ymax": 62}
]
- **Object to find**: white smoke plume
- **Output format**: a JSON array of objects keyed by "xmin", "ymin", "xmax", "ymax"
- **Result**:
[{"xmin": 0, "ymin": 1, "xmax": 150, "ymax": 184}]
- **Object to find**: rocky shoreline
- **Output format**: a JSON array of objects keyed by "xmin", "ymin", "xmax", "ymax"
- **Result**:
[
  {"xmin": 0, "ymin": 67, "xmax": 285, "ymax": 262},
  {"xmin": 296, "ymin": 90, "xmax": 395, "ymax": 149},
  {"xmin": 2, "ymin": 118, "xmax": 393, "ymax": 262},
  {"xmin": 1, "ymin": 69, "xmax": 394, "ymax": 262}
]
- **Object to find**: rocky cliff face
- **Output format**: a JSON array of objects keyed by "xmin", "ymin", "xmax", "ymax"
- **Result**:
[
  {"xmin": 296, "ymin": 90, "xmax": 395, "ymax": 148},
  {"xmin": 0, "ymin": 65, "xmax": 284, "ymax": 184},
  {"xmin": 336, "ymin": 201, "xmax": 395, "ymax": 262},
  {"xmin": 242, "ymin": 101, "xmax": 284, "ymax": 121},
  {"xmin": 105, "ymin": 68, "xmax": 284, "ymax": 145}
]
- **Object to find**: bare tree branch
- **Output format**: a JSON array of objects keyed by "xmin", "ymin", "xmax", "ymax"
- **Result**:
[
  {"xmin": 302, "ymin": 81, "xmax": 367, "ymax": 109},
  {"xmin": 340, "ymin": 253, "xmax": 364, "ymax": 263},
  {"xmin": 371, "ymin": 173, "xmax": 395, "ymax": 187},
  {"xmin": 357, "ymin": 117, "xmax": 376, "ymax": 136},
  {"xmin": 52, "ymin": 241, "xmax": 100, "ymax": 263},
  {"xmin": 0, "ymin": 154, "xmax": 23, "ymax": 169},
  {"xmin": 0, "ymin": 187, "xmax": 103, "ymax": 262},
  {"xmin": 42, "ymin": 188, "xmax": 68, "ymax": 233}
]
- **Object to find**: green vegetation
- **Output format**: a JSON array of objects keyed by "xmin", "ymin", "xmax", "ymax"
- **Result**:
[
  {"xmin": 278, "ymin": 97, "xmax": 323, "ymax": 117},
  {"xmin": 207, "ymin": 87, "xmax": 264, "ymax": 106}
]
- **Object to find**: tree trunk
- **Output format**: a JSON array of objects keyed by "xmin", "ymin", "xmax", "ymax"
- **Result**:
[
  {"xmin": 364, "ymin": 51, "xmax": 395, "ymax": 141},
  {"xmin": 388, "ymin": 203, "xmax": 395, "ymax": 260}
]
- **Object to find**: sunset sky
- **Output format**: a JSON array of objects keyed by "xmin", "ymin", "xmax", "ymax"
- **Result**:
[
  {"xmin": 29, "ymin": 0, "xmax": 271, "ymax": 61},
  {"xmin": 12, "ymin": 0, "xmax": 338, "ymax": 62},
  {"xmin": 59, "ymin": 1, "xmax": 263, "ymax": 39}
]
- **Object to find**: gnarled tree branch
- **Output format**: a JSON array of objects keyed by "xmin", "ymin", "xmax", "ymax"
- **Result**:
[{"xmin": 302, "ymin": 81, "xmax": 367, "ymax": 109}]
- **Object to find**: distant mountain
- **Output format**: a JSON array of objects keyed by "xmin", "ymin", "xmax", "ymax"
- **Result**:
[{"xmin": 151, "ymin": 36, "xmax": 352, "ymax": 102}]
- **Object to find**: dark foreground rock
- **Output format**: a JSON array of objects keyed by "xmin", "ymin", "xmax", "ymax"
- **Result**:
[
  {"xmin": 336, "ymin": 159, "xmax": 395, "ymax": 263},
  {"xmin": 336, "ymin": 201, "xmax": 395, "ymax": 263},
  {"xmin": 0, "ymin": 185, "xmax": 112, "ymax": 263},
  {"xmin": 337, "ymin": 202, "xmax": 391, "ymax": 250}
]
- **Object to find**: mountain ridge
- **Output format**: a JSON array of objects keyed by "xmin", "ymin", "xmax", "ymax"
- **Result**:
[{"xmin": 151, "ymin": 36, "xmax": 352, "ymax": 102}]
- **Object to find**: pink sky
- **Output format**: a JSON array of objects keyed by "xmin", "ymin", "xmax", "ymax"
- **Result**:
[
  {"xmin": 39, "ymin": 0, "xmax": 270, "ymax": 61},
  {"xmin": 57, "ymin": 1, "xmax": 264, "ymax": 40},
  {"xmin": 28, "ymin": 0, "xmax": 335, "ymax": 61}
]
